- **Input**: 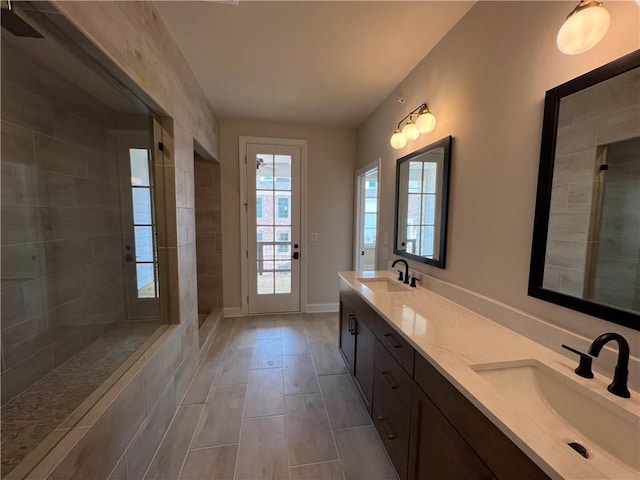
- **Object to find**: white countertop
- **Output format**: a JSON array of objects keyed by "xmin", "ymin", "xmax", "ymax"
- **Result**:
[{"xmin": 338, "ymin": 271, "xmax": 640, "ymax": 480}]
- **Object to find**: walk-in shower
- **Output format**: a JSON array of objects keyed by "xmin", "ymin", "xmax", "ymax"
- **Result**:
[{"xmin": 1, "ymin": 7, "xmax": 166, "ymax": 476}]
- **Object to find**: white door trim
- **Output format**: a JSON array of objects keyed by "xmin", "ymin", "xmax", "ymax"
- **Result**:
[
  {"xmin": 353, "ymin": 158, "xmax": 381, "ymax": 271},
  {"xmin": 239, "ymin": 136, "xmax": 308, "ymax": 315}
]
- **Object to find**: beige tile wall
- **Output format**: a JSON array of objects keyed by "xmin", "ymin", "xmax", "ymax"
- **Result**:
[
  {"xmin": 194, "ymin": 154, "xmax": 223, "ymax": 318},
  {"xmin": 592, "ymin": 137, "xmax": 640, "ymax": 309},
  {"xmin": 545, "ymin": 67, "xmax": 640, "ymax": 299},
  {"xmin": 1, "ymin": 38, "xmax": 126, "ymax": 405},
  {"xmin": 16, "ymin": 0, "xmax": 219, "ymax": 477}
]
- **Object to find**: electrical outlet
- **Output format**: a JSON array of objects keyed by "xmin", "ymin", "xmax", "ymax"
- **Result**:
[
  {"xmin": 383, "ymin": 232, "xmax": 389, "ymax": 245},
  {"xmin": 309, "ymin": 232, "xmax": 318, "ymax": 242},
  {"xmin": 382, "ymin": 247, "xmax": 388, "ymax": 260}
]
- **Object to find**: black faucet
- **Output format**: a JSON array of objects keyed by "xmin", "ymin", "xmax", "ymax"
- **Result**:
[
  {"xmin": 588, "ymin": 332, "xmax": 631, "ymax": 399},
  {"xmin": 391, "ymin": 259, "xmax": 410, "ymax": 284}
]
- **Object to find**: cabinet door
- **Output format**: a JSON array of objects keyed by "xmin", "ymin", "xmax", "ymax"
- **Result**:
[
  {"xmin": 353, "ymin": 318, "xmax": 375, "ymax": 412},
  {"xmin": 338, "ymin": 301, "xmax": 355, "ymax": 373},
  {"xmin": 409, "ymin": 386, "xmax": 495, "ymax": 480}
]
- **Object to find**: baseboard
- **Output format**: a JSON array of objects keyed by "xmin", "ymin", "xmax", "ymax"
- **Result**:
[
  {"xmin": 223, "ymin": 307, "xmax": 243, "ymax": 317},
  {"xmin": 305, "ymin": 303, "xmax": 339, "ymax": 313}
]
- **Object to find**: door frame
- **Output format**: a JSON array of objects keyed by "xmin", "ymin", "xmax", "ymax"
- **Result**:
[
  {"xmin": 353, "ymin": 158, "xmax": 381, "ymax": 271},
  {"xmin": 239, "ymin": 136, "xmax": 308, "ymax": 315}
]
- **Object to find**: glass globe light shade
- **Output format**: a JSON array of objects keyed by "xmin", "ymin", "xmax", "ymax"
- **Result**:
[
  {"xmin": 390, "ymin": 130, "xmax": 407, "ymax": 149},
  {"xmin": 557, "ymin": 2, "xmax": 610, "ymax": 55},
  {"xmin": 402, "ymin": 120, "xmax": 420, "ymax": 141},
  {"xmin": 416, "ymin": 111, "xmax": 437, "ymax": 133}
]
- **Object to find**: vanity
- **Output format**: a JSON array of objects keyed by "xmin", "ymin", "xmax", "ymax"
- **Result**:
[{"xmin": 338, "ymin": 271, "xmax": 640, "ymax": 480}]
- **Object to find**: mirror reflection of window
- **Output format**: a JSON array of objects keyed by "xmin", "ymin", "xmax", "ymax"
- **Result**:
[
  {"xmin": 405, "ymin": 161, "xmax": 438, "ymax": 258},
  {"xmin": 394, "ymin": 136, "xmax": 451, "ymax": 269}
]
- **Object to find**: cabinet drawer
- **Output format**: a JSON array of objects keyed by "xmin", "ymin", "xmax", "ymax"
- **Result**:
[
  {"xmin": 373, "ymin": 396, "xmax": 410, "ymax": 480},
  {"xmin": 374, "ymin": 340, "xmax": 413, "ymax": 426},
  {"xmin": 369, "ymin": 316, "xmax": 415, "ymax": 376}
]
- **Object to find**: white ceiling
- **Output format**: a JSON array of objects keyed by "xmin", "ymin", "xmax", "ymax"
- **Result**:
[{"xmin": 154, "ymin": 1, "xmax": 475, "ymax": 127}]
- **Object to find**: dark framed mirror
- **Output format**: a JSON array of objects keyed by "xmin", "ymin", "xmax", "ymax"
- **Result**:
[
  {"xmin": 529, "ymin": 50, "xmax": 640, "ymax": 331},
  {"xmin": 394, "ymin": 136, "xmax": 452, "ymax": 268}
]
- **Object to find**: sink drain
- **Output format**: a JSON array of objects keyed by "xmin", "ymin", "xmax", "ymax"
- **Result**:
[{"xmin": 567, "ymin": 442, "xmax": 589, "ymax": 459}]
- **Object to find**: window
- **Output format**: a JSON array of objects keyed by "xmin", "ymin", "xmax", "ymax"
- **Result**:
[
  {"xmin": 277, "ymin": 197, "xmax": 290, "ymax": 219},
  {"xmin": 129, "ymin": 148, "xmax": 158, "ymax": 298},
  {"xmin": 256, "ymin": 197, "xmax": 263, "ymax": 218}
]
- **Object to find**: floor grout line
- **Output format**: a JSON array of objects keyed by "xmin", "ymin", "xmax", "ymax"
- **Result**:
[
  {"xmin": 232, "ymin": 320, "xmax": 257, "ymax": 480},
  {"xmin": 175, "ymin": 318, "xmax": 236, "ymax": 480},
  {"xmin": 303, "ymin": 316, "xmax": 345, "ymax": 477}
]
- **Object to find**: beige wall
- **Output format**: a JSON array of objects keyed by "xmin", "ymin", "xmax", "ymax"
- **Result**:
[
  {"xmin": 357, "ymin": 1, "xmax": 640, "ymax": 349},
  {"xmin": 219, "ymin": 119, "xmax": 356, "ymax": 310}
]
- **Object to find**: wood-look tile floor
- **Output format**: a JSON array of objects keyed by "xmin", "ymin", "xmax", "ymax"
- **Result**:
[{"xmin": 142, "ymin": 313, "xmax": 398, "ymax": 480}]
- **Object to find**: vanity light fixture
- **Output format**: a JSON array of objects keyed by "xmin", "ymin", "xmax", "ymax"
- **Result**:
[
  {"xmin": 390, "ymin": 103, "xmax": 437, "ymax": 150},
  {"xmin": 557, "ymin": 1, "xmax": 610, "ymax": 55}
]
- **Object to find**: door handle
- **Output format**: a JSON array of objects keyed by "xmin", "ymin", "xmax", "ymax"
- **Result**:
[
  {"xmin": 383, "ymin": 333, "xmax": 402, "ymax": 349},
  {"xmin": 292, "ymin": 252, "xmax": 299, "ymax": 260},
  {"xmin": 377, "ymin": 417, "xmax": 396, "ymax": 440},
  {"xmin": 361, "ymin": 251, "xmax": 365, "ymax": 256}
]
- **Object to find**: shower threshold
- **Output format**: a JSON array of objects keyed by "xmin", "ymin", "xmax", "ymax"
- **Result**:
[{"xmin": 1, "ymin": 321, "xmax": 165, "ymax": 478}]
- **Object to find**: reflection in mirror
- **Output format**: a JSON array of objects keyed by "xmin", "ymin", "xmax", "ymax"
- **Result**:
[
  {"xmin": 394, "ymin": 136, "xmax": 452, "ymax": 268},
  {"xmin": 530, "ymin": 50, "xmax": 640, "ymax": 330}
]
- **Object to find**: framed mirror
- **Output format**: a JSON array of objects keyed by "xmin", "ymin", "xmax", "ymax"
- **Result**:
[
  {"xmin": 529, "ymin": 50, "xmax": 640, "ymax": 331},
  {"xmin": 394, "ymin": 136, "xmax": 452, "ymax": 268}
]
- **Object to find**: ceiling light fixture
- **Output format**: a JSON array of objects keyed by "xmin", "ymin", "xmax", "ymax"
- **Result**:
[
  {"xmin": 557, "ymin": 1, "xmax": 610, "ymax": 55},
  {"xmin": 390, "ymin": 103, "xmax": 437, "ymax": 150}
]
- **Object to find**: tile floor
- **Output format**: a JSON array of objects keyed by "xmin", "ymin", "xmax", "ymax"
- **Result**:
[
  {"xmin": 2, "ymin": 321, "xmax": 162, "ymax": 476},
  {"xmin": 140, "ymin": 313, "xmax": 398, "ymax": 480}
]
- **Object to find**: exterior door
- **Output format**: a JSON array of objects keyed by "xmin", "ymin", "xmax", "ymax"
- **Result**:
[
  {"xmin": 355, "ymin": 164, "xmax": 379, "ymax": 271},
  {"xmin": 118, "ymin": 131, "xmax": 160, "ymax": 319},
  {"xmin": 246, "ymin": 143, "xmax": 301, "ymax": 313}
]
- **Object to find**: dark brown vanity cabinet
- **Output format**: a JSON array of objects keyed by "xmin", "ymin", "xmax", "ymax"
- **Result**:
[
  {"xmin": 372, "ymin": 340, "xmax": 413, "ymax": 479},
  {"xmin": 409, "ymin": 385, "xmax": 495, "ymax": 480},
  {"xmin": 339, "ymin": 287, "xmax": 551, "ymax": 480},
  {"xmin": 339, "ymin": 286, "xmax": 376, "ymax": 412}
]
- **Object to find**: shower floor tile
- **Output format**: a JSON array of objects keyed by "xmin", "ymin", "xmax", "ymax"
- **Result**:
[{"xmin": 1, "ymin": 321, "xmax": 161, "ymax": 477}]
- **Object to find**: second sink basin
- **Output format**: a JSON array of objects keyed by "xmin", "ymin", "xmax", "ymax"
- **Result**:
[
  {"xmin": 356, "ymin": 277, "xmax": 409, "ymax": 293},
  {"xmin": 472, "ymin": 360, "xmax": 640, "ymax": 478}
]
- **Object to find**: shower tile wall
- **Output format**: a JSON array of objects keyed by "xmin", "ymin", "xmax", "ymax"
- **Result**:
[
  {"xmin": 194, "ymin": 155, "xmax": 223, "ymax": 320},
  {"xmin": 593, "ymin": 138, "xmax": 640, "ymax": 309},
  {"xmin": 544, "ymin": 67, "xmax": 640, "ymax": 298},
  {"xmin": 1, "ymin": 39, "xmax": 126, "ymax": 404}
]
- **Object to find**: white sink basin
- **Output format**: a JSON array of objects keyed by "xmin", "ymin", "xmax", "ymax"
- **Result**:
[
  {"xmin": 472, "ymin": 360, "xmax": 640, "ymax": 478},
  {"xmin": 356, "ymin": 277, "xmax": 410, "ymax": 293}
]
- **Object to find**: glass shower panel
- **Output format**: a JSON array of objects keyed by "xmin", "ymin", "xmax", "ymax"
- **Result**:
[{"xmin": 0, "ymin": 24, "xmax": 164, "ymax": 477}]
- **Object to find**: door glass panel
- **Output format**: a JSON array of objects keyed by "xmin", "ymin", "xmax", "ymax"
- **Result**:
[
  {"xmin": 134, "ymin": 227, "xmax": 153, "ymax": 262},
  {"xmin": 136, "ymin": 263, "xmax": 156, "ymax": 297},
  {"xmin": 257, "ymin": 263, "xmax": 274, "ymax": 295},
  {"xmin": 129, "ymin": 148, "xmax": 158, "ymax": 299},
  {"xmin": 130, "ymin": 148, "xmax": 151, "ymax": 186},
  {"xmin": 255, "ymin": 153, "xmax": 294, "ymax": 296},
  {"xmin": 132, "ymin": 188, "xmax": 152, "ymax": 224},
  {"xmin": 256, "ymin": 154, "xmax": 274, "ymax": 189},
  {"xmin": 275, "ymin": 270, "xmax": 291, "ymax": 294}
]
